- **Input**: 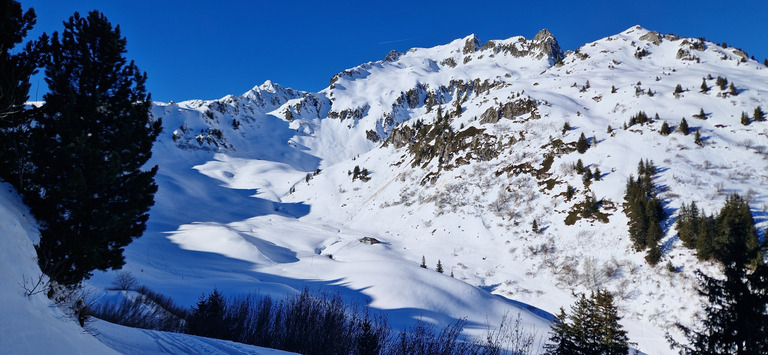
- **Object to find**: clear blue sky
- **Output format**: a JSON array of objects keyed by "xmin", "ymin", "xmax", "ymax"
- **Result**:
[{"xmin": 23, "ymin": 0, "xmax": 768, "ymax": 102}]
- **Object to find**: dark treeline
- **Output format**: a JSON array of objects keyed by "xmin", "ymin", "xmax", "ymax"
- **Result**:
[{"xmin": 91, "ymin": 286, "xmax": 541, "ymax": 355}]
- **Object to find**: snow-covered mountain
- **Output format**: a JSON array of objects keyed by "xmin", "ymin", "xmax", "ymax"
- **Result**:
[{"xmin": 5, "ymin": 25, "xmax": 768, "ymax": 354}]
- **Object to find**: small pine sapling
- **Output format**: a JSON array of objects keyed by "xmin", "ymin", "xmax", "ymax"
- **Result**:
[
  {"xmin": 576, "ymin": 133, "xmax": 589, "ymax": 153},
  {"xmin": 755, "ymin": 106, "xmax": 766, "ymax": 122},
  {"xmin": 694, "ymin": 108, "xmax": 706, "ymax": 119},
  {"xmin": 700, "ymin": 78, "xmax": 709, "ymax": 93},
  {"xmin": 741, "ymin": 112, "xmax": 750, "ymax": 126},
  {"xmin": 660, "ymin": 121, "xmax": 671, "ymax": 136},
  {"xmin": 436, "ymin": 260, "xmax": 444, "ymax": 273},
  {"xmin": 420, "ymin": 256, "xmax": 427, "ymax": 269},
  {"xmin": 679, "ymin": 118, "xmax": 690, "ymax": 135}
]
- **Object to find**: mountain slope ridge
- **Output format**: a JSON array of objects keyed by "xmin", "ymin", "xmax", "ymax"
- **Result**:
[{"xmin": 80, "ymin": 25, "xmax": 768, "ymax": 354}]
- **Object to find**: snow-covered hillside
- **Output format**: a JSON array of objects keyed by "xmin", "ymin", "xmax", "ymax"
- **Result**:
[
  {"xmin": 0, "ymin": 183, "xmax": 295, "ymax": 354},
  {"xmin": 6, "ymin": 25, "xmax": 767, "ymax": 354}
]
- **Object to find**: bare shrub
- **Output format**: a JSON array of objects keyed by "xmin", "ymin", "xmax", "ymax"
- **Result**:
[
  {"xmin": 109, "ymin": 271, "xmax": 138, "ymax": 291},
  {"xmin": 19, "ymin": 273, "xmax": 48, "ymax": 297}
]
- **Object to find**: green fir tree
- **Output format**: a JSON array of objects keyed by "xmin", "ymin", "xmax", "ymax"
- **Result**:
[{"xmin": 28, "ymin": 11, "xmax": 161, "ymax": 285}]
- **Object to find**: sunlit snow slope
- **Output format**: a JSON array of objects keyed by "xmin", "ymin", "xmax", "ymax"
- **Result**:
[{"xmin": 81, "ymin": 26, "xmax": 768, "ymax": 354}]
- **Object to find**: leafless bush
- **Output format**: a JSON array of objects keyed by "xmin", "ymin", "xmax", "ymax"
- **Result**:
[
  {"xmin": 715, "ymin": 181, "xmax": 725, "ymax": 195},
  {"xmin": 19, "ymin": 273, "xmax": 48, "ymax": 297},
  {"xmin": 483, "ymin": 312, "xmax": 543, "ymax": 355},
  {"xmin": 109, "ymin": 271, "xmax": 138, "ymax": 291},
  {"xmin": 745, "ymin": 188, "xmax": 757, "ymax": 205}
]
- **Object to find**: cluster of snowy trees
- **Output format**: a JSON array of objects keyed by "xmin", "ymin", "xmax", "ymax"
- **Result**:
[
  {"xmin": 0, "ymin": 1, "xmax": 159, "ymax": 286},
  {"xmin": 623, "ymin": 160, "xmax": 665, "ymax": 264},
  {"xmin": 621, "ymin": 156, "xmax": 768, "ymax": 353}
]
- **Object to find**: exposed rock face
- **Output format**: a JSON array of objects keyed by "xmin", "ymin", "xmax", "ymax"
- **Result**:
[
  {"xmin": 386, "ymin": 125, "xmax": 414, "ymax": 149},
  {"xmin": 480, "ymin": 106, "xmax": 500, "ymax": 124},
  {"xmin": 531, "ymin": 29, "xmax": 565, "ymax": 63},
  {"xmin": 463, "ymin": 35, "xmax": 481, "ymax": 54},
  {"xmin": 384, "ymin": 49, "xmax": 403, "ymax": 62},
  {"xmin": 639, "ymin": 31, "xmax": 662, "ymax": 45},
  {"xmin": 366, "ymin": 129, "xmax": 381, "ymax": 143},
  {"xmin": 327, "ymin": 104, "xmax": 370, "ymax": 121}
]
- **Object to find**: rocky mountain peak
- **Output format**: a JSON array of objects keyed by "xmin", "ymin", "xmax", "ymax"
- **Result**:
[{"xmin": 531, "ymin": 28, "xmax": 564, "ymax": 63}]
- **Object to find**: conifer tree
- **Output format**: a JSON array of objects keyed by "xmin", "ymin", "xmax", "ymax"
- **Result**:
[
  {"xmin": 186, "ymin": 288, "xmax": 228, "ymax": 339},
  {"xmin": 576, "ymin": 132, "xmax": 588, "ymax": 154},
  {"xmin": 755, "ymin": 106, "xmax": 765, "ymax": 122},
  {"xmin": 700, "ymin": 78, "xmax": 709, "ymax": 93},
  {"xmin": 673, "ymin": 263, "xmax": 768, "ymax": 354},
  {"xmin": 716, "ymin": 76, "xmax": 728, "ymax": 90},
  {"xmin": 436, "ymin": 259, "xmax": 444, "ymax": 273},
  {"xmin": 694, "ymin": 108, "xmax": 706, "ymax": 119},
  {"xmin": 624, "ymin": 160, "xmax": 664, "ymax": 254},
  {"xmin": 694, "ymin": 130, "xmax": 702, "ymax": 146},
  {"xmin": 676, "ymin": 201, "xmax": 701, "ymax": 248},
  {"xmin": 741, "ymin": 112, "xmax": 750, "ymax": 126},
  {"xmin": 674, "ymin": 84, "xmax": 683, "ymax": 96},
  {"xmin": 545, "ymin": 290, "xmax": 629, "ymax": 354},
  {"xmin": 420, "ymin": 256, "xmax": 427, "ymax": 269},
  {"xmin": 679, "ymin": 117, "xmax": 690, "ymax": 135},
  {"xmin": 27, "ymin": 11, "xmax": 161, "ymax": 285},
  {"xmin": 532, "ymin": 219, "xmax": 539, "ymax": 233},
  {"xmin": 593, "ymin": 167, "xmax": 601, "ymax": 181},
  {"xmin": 714, "ymin": 194, "xmax": 760, "ymax": 267},
  {"xmin": 660, "ymin": 121, "xmax": 670, "ymax": 136},
  {"xmin": 0, "ymin": 0, "xmax": 43, "ymax": 190},
  {"xmin": 729, "ymin": 82, "xmax": 738, "ymax": 96}
]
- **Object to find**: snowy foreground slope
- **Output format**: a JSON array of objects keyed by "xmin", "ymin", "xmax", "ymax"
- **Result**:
[
  {"xmin": 0, "ymin": 184, "xmax": 291, "ymax": 354},
  {"xmin": 6, "ymin": 25, "xmax": 767, "ymax": 354}
]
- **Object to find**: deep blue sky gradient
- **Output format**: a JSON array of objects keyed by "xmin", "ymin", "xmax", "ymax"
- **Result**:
[{"xmin": 24, "ymin": 0, "xmax": 768, "ymax": 102}]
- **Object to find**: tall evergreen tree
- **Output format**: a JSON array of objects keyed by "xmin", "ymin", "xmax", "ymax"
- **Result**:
[
  {"xmin": 673, "ymin": 263, "xmax": 768, "ymax": 354},
  {"xmin": 545, "ymin": 290, "xmax": 629, "ymax": 354},
  {"xmin": 714, "ymin": 194, "xmax": 760, "ymax": 267},
  {"xmin": 676, "ymin": 201, "xmax": 700, "ymax": 248},
  {"xmin": 0, "ymin": 0, "xmax": 43, "ymax": 189},
  {"xmin": 186, "ymin": 288, "xmax": 229, "ymax": 340},
  {"xmin": 624, "ymin": 160, "xmax": 664, "ymax": 254},
  {"xmin": 27, "ymin": 11, "xmax": 161, "ymax": 285}
]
